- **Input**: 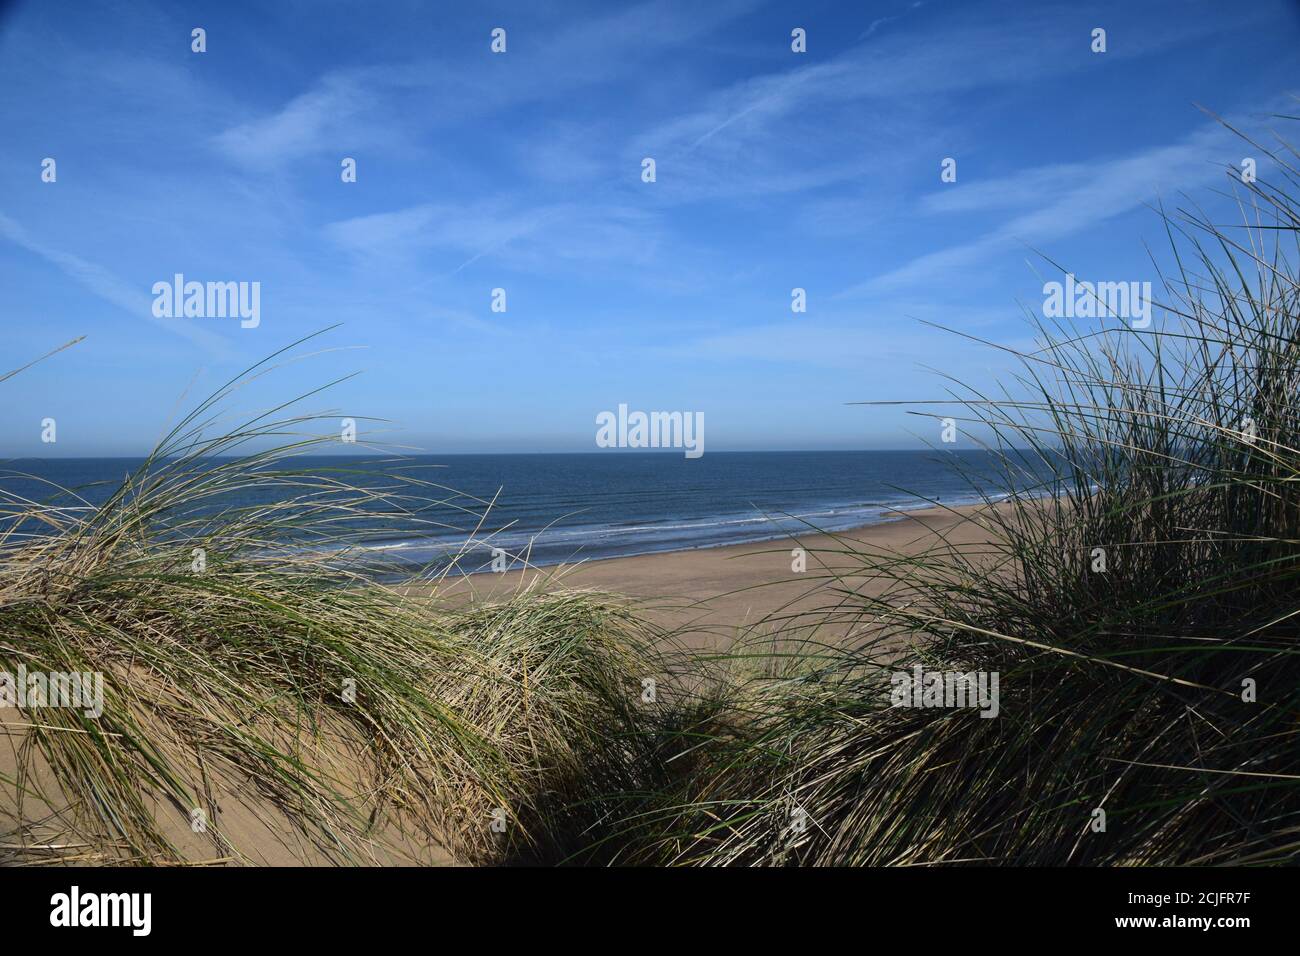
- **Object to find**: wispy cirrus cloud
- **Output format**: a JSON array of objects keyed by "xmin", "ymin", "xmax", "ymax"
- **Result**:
[
  {"xmin": 212, "ymin": 0, "xmax": 763, "ymax": 169},
  {"xmin": 324, "ymin": 200, "xmax": 661, "ymax": 275},
  {"xmin": 209, "ymin": 80, "xmax": 398, "ymax": 172},
  {"xmin": 630, "ymin": 1, "xmax": 1264, "ymax": 204},
  {"xmin": 650, "ymin": 311, "xmax": 1028, "ymax": 372},
  {"xmin": 836, "ymin": 121, "xmax": 1241, "ymax": 299},
  {"xmin": 859, "ymin": 1, "xmax": 927, "ymax": 41},
  {"xmin": 0, "ymin": 211, "xmax": 226, "ymax": 355},
  {"xmin": 919, "ymin": 163, "xmax": 1095, "ymax": 216},
  {"xmin": 3, "ymin": 0, "xmax": 1295, "ymax": 456}
]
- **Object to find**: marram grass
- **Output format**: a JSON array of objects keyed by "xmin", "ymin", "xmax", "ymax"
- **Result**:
[
  {"xmin": 4, "ymin": 117, "xmax": 1300, "ymax": 867},
  {"xmin": 607, "ymin": 115, "xmax": 1300, "ymax": 867},
  {"xmin": 0, "ymin": 337, "xmax": 672, "ymax": 866}
]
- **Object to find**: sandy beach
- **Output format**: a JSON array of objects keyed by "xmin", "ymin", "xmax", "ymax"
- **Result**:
[
  {"xmin": 2, "ymin": 500, "xmax": 1007, "ymax": 866},
  {"xmin": 430, "ymin": 501, "xmax": 1005, "ymax": 647},
  {"xmin": 3, "ymin": 0, "xmax": 1293, "ymax": 898}
]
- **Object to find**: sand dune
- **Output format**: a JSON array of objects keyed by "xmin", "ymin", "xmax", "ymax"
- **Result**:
[{"xmin": 2, "ymin": 502, "xmax": 1003, "ymax": 865}]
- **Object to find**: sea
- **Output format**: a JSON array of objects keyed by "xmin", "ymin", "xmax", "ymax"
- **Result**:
[{"xmin": 0, "ymin": 451, "xmax": 1053, "ymax": 575}]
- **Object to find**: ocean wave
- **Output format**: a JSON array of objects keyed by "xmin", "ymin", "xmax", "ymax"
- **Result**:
[{"xmin": 335, "ymin": 490, "xmax": 1002, "ymax": 572}]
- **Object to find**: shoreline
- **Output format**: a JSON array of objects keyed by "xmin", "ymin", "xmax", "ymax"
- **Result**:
[
  {"xmin": 394, "ymin": 494, "xmax": 1014, "ymax": 579},
  {"xmin": 427, "ymin": 500, "xmax": 1010, "ymax": 645}
]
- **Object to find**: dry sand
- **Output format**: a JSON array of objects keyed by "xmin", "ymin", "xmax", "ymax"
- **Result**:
[
  {"xmin": 429, "ymin": 501, "xmax": 1006, "ymax": 649},
  {"xmin": 2, "ymin": 501, "xmax": 1006, "ymax": 865}
]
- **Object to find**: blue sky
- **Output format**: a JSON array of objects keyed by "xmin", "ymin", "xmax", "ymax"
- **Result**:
[{"xmin": 1, "ymin": 0, "xmax": 1298, "ymax": 456}]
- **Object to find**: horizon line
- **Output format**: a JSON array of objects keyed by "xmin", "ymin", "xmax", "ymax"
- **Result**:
[{"xmin": 0, "ymin": 447, "xmax": 1006, "ymax": 461}]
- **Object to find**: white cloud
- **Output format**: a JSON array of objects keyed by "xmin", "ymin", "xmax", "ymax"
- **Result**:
[
  {"xmin": 214, "ymin": 75, "xmax": 372, "ymax": 167},
  {"xmin": 212, "ymin": 0, "xmax": 763, "ymax": 168},
  {"xmin": 0, "ymin": 211, "xmax": 227, "ymax": 355},
  {"xmin": 324, "ymin": 200, "xmax": 660, "ymax": 275},
  {"xmin": 630, "ymin": 3, "xmax": 1253, "ymax": 203},
  {"xmin": 837, "ymin": 122, "xmax": 1238, "ymax": 298}
]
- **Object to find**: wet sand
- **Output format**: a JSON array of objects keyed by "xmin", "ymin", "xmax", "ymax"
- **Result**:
[{"xmin": 427, "ymin": 501, "xmax": 1007, "ymax": 648}]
